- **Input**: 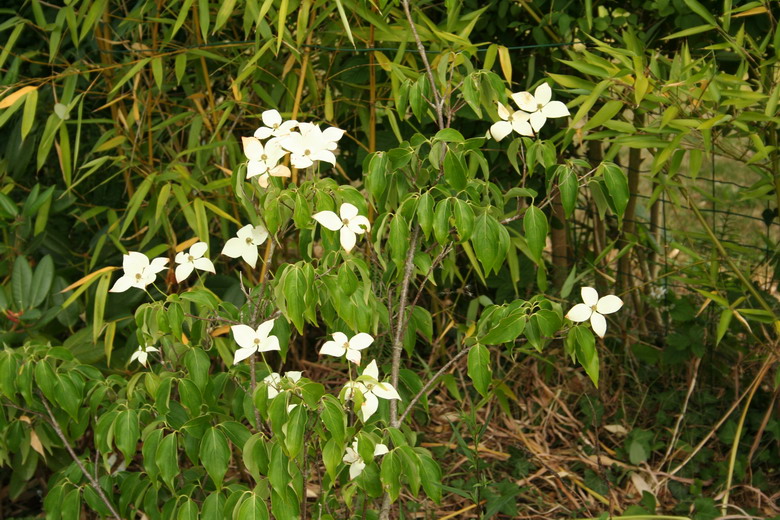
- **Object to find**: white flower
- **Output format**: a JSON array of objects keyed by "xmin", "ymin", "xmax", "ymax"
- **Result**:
[
  {"xmin": 109, "ymin": 251, "xmax": 169, "ymax": 293},
  {"xmin": 565, "ymin": 287, "xmax": 623, "ymax": 338},
  {"xmin": 510, "ymin": 82, "xmax": 570, "ymax": 133},
  {"xmin": 253, "ymin": 109, "xmax": 298, "ymax": 140},
  {"xmin": 264, "ymin": 370, "xmax": 303, "ymax": 398},
  {"xmin": 221, "ymin": 224, "xmax": 269, "ymax": 268},
  {"xmin": 488, "ymin": 102, "xmax": 534, "ymax": 141},
  {"xmin": 241, "ymin": 136, "xmax": 291, "ymax": 188},
  {"xmin": 343, "ymin": 360, "xmax": 401, "ymax": 422},
  {"xmin": 319, "ymin": 332, "xmax": 373, "ymax": 365},
  {"xmin": 174, "ymin": 241, "xmax": 215, "ymax": 283},
  {"xmin": 231, "ymin": 319, "xmax": 281, "ymax": 364},
  {"xmin": 129, "ymin": 344, "xmax": 159, "ymax": 367},
  {"xmin": 312, "ymin": 203, "xmax": 371, "ymax": 253},
  {"xmin": 280, "ymin": 123, "xmax": 344, "ymax": 169},
  {"xmin": 343, "ymin": 439, "xmax": 389, "ymax": 480}
]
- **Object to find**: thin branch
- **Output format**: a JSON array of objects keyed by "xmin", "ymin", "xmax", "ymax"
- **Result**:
[
  {"xmin": 389, "ymin": 227, "xmax": 420, "ymax": 428},
  {"xmin": 397, "ymin": 344, "xmax": 469, "ymax": 424},
  {"xmin": 400, "ymin": 0, "xmax": 444, "ymax": 129},
  {"xmin": 41, "ymin": 396, "xmax": 121, "ymax": 520}
]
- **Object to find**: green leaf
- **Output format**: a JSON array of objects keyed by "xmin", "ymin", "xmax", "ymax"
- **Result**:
[
  {"xmin": 177, "ymin": 498, "xmax": 199, "ymax": 520},
  {"xmin": 156, "ymin": 433, "xmax": 179, "ymax": 490},
  {"xmin": 434, "ymin": 128, "xmax": 465, "ymax": 142},
  {"xmin": 21, "ymin": 86, "xmax": 37, "ymax": 141},
  {"xmin": 417, "ymin": 192, "xmax": 434, "ymax": 238},
  {"xmin": 582, "ymin": 100, "xmax": 623, "ymax": 131},
  {"xmin": 200, "ymin": 427, "xmax": 230, "ymax": 488},
  {"xmin": 557, "ymin": 166, "xmax": 577, "ymax": 218},
  {"xmin": 175, "ymin": 53, "xmax": 187, "ymax": 85},
  {"xmin": 571, "ymin": 326, "xmax": 599, "ymax": 387},
  {"xmin": 471, "ymin": 214, "xmax": 509, "ymax": 275},
  {"xmin": 480, "ymin": 313, "xmax": 526, "ymax": 345},
  {"xmin": 716, "ymin": 309, "xmax": 732, "ymax": 346},
  {"xmin": 322, "ymin": 437, "xmax": 342, "ymax": 481},
  {"xmin": 443, "ymin": 150, "xmax": 467, "ymax": 190},
  {"xmin": 213, "ymin": 0, "xmax": 237, "ymax": 33},
  {"xmin": 523, "ymin": 206, "xmax": 547, "ymax": 265},
  {"xmin": 418, "ymin": 453, "xmax": 442, "ymax": 503},
  {"xmin": 184, "ymin": 348, "xmax": 210, "ymax": 392},
  {"xmin": 284, "ymin": 405, "xmax": 307, "ymax": 458},
  {"xmin": 389, "ymin": 214, "xmax": 410, "ymax": 271},
  {"xmin": 467, "ymin": 344, "xmax": 491, "ymax": 397},
  {"xmin": 433, "ymin": 199, "xmax": 451, "ymax": 244},
  {"xmin": 12, "ymin": 256, "xmax": 32, "ymax": 310},
  {"xmin": 380, "ymin": 451, "xmax": 402, "ymax": 501},
  {"xmin": 114, "ymin": 409, "xmax": 140, "ymax": 463},
  {"xmin": 236, "ymin": 493, "xmax": 269, "ymax": 520},
  {"xmin": 283, "ymin": 266, "xmax": 307, "ymax": 333},
  {"xmin": 601, "ymin": 163, "xmax": 629, "ymax": 220},
  {"xmin": 683, "ymin": 0, "xmax": 719, "ymax": 26},
  {"xmin": 320, "ymin": 395, "xmax": 346, "ymax": 445},
  {"xmin": 30, "ymin": 255, "xmax": 54, "ymax": 308},
  {"xmin": 451, "ymin": 199, "xmax": 474, "ymax": 242}
]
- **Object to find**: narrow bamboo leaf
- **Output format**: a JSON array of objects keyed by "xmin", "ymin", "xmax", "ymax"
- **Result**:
[
  {"xmin": 213, "ymin": 0, "xmax": 237, "ymax": 33},
  {"xmin": 333, "ymin": 0, "xmax": 355, "ymax": 47},
  {"xmin": 21, "ymin": 87, "xmax": 37, "ymax": 140},
  {"xmin": 119, "ymin": 174, "xmax": 155, "ymax": 238},
  {"xmin": 109, "ymin": 58, "xmax": 151, "ymax": 95},
  {"xmin": 92, "ymin": 272, "xmax": 111, "ymax": 344}
]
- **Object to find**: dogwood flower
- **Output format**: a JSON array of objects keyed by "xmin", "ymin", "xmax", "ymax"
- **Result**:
[
  {"xmin": 565, "ymin": 287, "xmax": 623, "ymax": 338},
  {"xmin": 241, "ymin": 136, "xmax": 291, "ymax": 187},
  {"xmin": 109, "ymin": 252, "xmax": 169, "ymax": 293},
  {"xmin": 231, "ymin": 319, "xmax": 280, "ymax": 364},
  {"xmin": 129, "ymin": 344, "xmax": 159, "ymax": 367},
  {"xmin": 488, "ymin": 102, "xmax": 534, "ymax": 141},
  {"xmin": 313, "ymin": 203, "xmax": 371, "ymax": 253},
  {"xmin": 253, "ymin": 109, "xmax": 298, "ymax": 140},
  {"xmin": 510, "ymin": 83, "xmax": 570, "ymax": 133},
  {"xmin": 174, "ymin": 241, "xmax": 215, "ymax": 283},
  {"xmin": 221, "ymin": 224, "xmax": 269, "ymax": 268},
  {"xmin": 264, "ymin": 371, "xmax": 303, "ymax": 398},
  {"xmin": 281, "ymin": 123, "xmax": 344, "ymax": 169},
  {"xmin": 320, "ymin": 332, "xmax": 373, "ymax": 365},
  {"xmin": 343, "ymin": 360, "xmax": 401, "ymax": 421},
  {"xmin": 343, "ymin": 439, "xmax": 389, "ymax": 480}
]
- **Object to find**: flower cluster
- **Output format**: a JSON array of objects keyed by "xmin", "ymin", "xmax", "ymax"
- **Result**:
[
  {"xmin": 488, "ymin": 82, "xmax": 570, "ymax": 141},
  {"xmin": 241, "ymin": 109, "xmax": 345, "ymax": 186}
]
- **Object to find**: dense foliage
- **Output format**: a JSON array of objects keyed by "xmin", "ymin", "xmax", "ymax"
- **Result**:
[{"xmin": 1, "ymin": 0, "xmax": 779, "ymax": 519}]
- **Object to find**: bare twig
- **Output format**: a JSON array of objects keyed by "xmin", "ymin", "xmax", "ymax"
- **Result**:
[
  {"xmin": 400, "ymin": 0, "xmax": 444, "ymax": 129},
  {"xmin": 397, "ymin": 344, "xmax": 469, "ymax": 424},
  {"xmin": 389, "ymin": 227, "xmax": 420, "ymax": 428},
  {"xmin": 41, "ymin": 396, "xmax": 121, "ymax": 520}
]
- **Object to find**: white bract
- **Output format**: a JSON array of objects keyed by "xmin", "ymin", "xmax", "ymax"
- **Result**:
[
  {"xmin": 221, "ymin": 224, "xmax": 269, "ymax": 268},
  {"xmin": 281, "ymin": 122, "xmax": 344, "ymax": 169},
  {"xmin": 488, "ymin": 102, "xmax": 534, "ymax": 141},
  {"xmin": 129, "ymin": 344, "xmax": 159, "ymax": 367},
  {"xmin": 510, "ymin": 82, "xmax": 570, "ymax": 133},
  {"xmin": 565, "ymin": 287, "xmax": 623, "ymax": 338},
  {"xmin": 253, "ymin": 109, "xmax": 298, "ymax": 140},
  {"xmin": 343, "ymin": 360, "xmax": 401, "ymax": 422},
  {"xmin": 264, "ymin": 371, "xmax": 303, "ymax": 399},
  {"xmin": 312, "ymin": 203, "xmax": 371, "ymax": 253},
  {"xmin": 174, "ymin": 241, "xmax": 215, "ymax": 283},
  {"xmin": 319, "ymin": 332, "xmax": 374, "ymax": 365},
  {"xmin": 241, "ymin": 136, "xmax": 291, "ymax": 188},
  {"xmin": 231, "ymin": 319, "xmax": 281, "ymax": 364},
  {"xmin": 342, "ymin": 439, "xmax": 389, "ymax": 480},
  {"xmin": 109, "ymin": 251, "xmax": 169, "ymax": 293}
]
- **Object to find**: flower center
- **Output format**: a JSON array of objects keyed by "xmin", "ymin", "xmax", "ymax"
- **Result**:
[
  {"xmin": 342, "ymin": 218, "xmax": 350, "ymax": 226},
  {"xmin": 272, "ymin": 123, "xmax": 279, "ymax": 129},
  {"xmin": 260, "ymin": 154, "xmax": 268, "ymax": 161},
  {"xmin": 254, "ymin": 338, "xmax": 261, "ymax": 345},
  {"xmin": 134, "ymin": 273, "xmax": 142, "ymax": 280},
  {"xmin": 343, "ymin": 341, "xmax": 350, "ymax": 350},
  {"xmin": 537, "ymin": 103, "xmax": 544, "ymax": 111},
  {"xmin": 245, "ymin": 237, "xmax": 253, "ymax": 245},
  {"xmin": 187, "ymin": 255, "xmax": 194, "ymax": 262},
  {"xmin": 303, "ymin": 149, "xmax": 311, "ymax": 156}
]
